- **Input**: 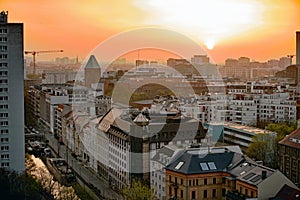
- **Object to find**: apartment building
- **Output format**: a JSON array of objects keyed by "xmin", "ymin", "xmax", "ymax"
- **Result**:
[
  {"xmin": 0, "ymin": 11, "xmax": 25, "ymax": 171},
  {"xmin": 165, "ymin": 147, "xmax": 297, "ymax": 200},
  {"xmin": 278, "ymin": 127, "xmax": 300, "ymax": 184}
]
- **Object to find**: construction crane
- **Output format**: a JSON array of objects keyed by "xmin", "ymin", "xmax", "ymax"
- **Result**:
[{"xmin": 24, "ymin": 50, "xmax": 64, "ymax": 76}]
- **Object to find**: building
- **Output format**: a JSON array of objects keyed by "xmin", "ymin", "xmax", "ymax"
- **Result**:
[
  {"xmin": 191, "ymin": 55, "xmax": 209, "ymax": 65},
  {"xmin": 42, "ymin": 70, "xmax": 77, "ymax": 84},
  {"xmin": 270, "ymin": 184, "xmax": 300, "ymax": 200},
  {"xmin": 92, "ymin": 106, "xmax": 207, "ymax": 191},
  {"xmin": 150, "ymin": 144, "xmax": 186, "ymax": 199},
  {"xmin": 296, "ymin": 31, "xmax": 300, "ymax": 65},
  {"xmin": 278, "ymin": 127, "xmax": 300, "ymax": 184},
  {"xmin": 0, "ymin": 11, "xmax": 25, "ymax": 171},
  {"xmin": 84, "ymin": 55, "xmax": 101, "ymax": 88},
  {"xmin": 165, "ymin": 146, "xmax": 298, "ymax": 200},
  {"xmin": 28, "ymin": 84, "xmax": 88, "ymax": 133}
]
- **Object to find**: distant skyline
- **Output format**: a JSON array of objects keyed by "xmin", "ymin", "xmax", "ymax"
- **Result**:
[{"xmin": 1, "ymin": 0, "xmax": 300, "ymax": 64}]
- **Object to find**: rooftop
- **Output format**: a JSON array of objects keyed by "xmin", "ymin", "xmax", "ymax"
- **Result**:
[
  {"xmin": 224, "ymin": 122, "xmax": 276, "ymax": 135},
  {"xmin": 279, "ymin": 127, "xmax": 300, "ymax": 149},
  {"xmin": 166, "ymin": 146, "xmax": 276, "ymax": 186}
]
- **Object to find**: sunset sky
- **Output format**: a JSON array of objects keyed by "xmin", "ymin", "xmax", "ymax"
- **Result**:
[{"xmin": 1, "ymin": 0, "xmax": 300, "ymax": 64}]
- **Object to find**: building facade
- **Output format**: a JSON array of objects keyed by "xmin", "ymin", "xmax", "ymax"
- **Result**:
[{"xmin": 278, "ymin": 127, "xmax": 300, "ymax": 184}]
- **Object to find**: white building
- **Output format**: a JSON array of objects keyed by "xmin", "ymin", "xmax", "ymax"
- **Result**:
[
  {"xmin": 0, "ymin": 11, "xmax": 25, "ymax": 171},
  {"xmin": 150, "ymin": 144, "xmax": 185, "ymax": 200}
]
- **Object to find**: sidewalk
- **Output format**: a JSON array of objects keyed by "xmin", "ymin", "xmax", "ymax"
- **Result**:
[{"xmin": 44, "ymin": 133, "xmax": 122, "ymax": 200}]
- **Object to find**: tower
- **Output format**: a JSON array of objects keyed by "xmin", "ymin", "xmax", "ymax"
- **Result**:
[
  {"xmin": 84, "ymin": 55, "xmax": 101, "ymax": 88},
  {"xmin": 296, "ymin": 31, "xmax": 300, "ymax": 65},
  {"xmin": 0, "ymin": 11, "xmax": 25, "ymax": 172}
]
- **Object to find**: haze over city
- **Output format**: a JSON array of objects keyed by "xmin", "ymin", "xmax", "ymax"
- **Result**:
[
  {"xmin": 3, "ymin": 1, "xmax": 300, "ymax": 200},
  {"xmin": 1, "ymin": 0, "xmax": 300, "ymax": 63}
]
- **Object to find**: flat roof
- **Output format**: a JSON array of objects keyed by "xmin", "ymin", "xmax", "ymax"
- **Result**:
[{"xmin": 224, "ymin": 122, "xmax": 275, "ymax": 135}]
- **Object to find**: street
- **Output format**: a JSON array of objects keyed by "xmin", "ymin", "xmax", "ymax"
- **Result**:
[{"xmin": 44, "ymin": 132, "xmax": 122, "ymax": 200}]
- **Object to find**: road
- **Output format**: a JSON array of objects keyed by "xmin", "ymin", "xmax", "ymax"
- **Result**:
[{"xmin": 44, "ymin": 132, "xmax": 122, "ymax": 200}]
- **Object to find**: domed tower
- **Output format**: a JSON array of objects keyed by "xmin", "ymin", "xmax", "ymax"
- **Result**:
[{"xmin": 84, "ymin": 55, "xmax": 101, "ymax": 88}]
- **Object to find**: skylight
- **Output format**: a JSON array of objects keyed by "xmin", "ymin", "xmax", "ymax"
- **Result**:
[
  {"xmin": 207, "ymin": 162, "xmax": 217, "ymax": 170},
  {"xmin": 175, "ymin": 161, "xmax": 184, "ymax": 170},
  {"xmin": 200, "ymin": 162, "xmax": 209, "ymax": 171}
]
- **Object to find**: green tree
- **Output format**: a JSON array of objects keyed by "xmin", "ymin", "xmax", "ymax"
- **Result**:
[
  {"xmin": 123, "ymin": 179, "xmax": 155, "ymax": 200},
  {"xmin": 266, "ymin": 122, "xmax": 297, "ymax": 141},
  {"xmin": 246, "ymin": 134, "xmax": 278, "ymax": 168}
]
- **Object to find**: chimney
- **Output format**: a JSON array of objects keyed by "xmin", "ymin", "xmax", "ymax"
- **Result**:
[
  {"xmin": 262, "ymin": 170, "xmax": 267, "ymax": 180},
  {"xmin": 297, "ymin": 31, "xmax": 300, "ymax": 65}
]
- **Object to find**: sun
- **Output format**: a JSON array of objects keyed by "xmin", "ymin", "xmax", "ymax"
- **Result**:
[
  {"xmin": 136, "ymin": 0, "xmax": 264, "ymax": 48},
  {"xmin": 205, "ymin": 38, "xmax": 215, "ymax": 50}
]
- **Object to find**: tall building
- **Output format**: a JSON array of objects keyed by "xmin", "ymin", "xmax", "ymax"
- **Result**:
[
  {"xmin": 84, "ymin": 55, "xmax": 101, "ymax": 88},
  {"xmin": 0, "ymin": 11, "xmax": 25, "ymax": 172},
  {"xmin": 296, "ymin": 31, "xmax": 300, "ymax": 65}
]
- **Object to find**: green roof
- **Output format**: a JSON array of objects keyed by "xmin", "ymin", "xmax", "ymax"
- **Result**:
[{"xmin": 85, "ymin": 55, "xmax": 100, "ymax": 69}]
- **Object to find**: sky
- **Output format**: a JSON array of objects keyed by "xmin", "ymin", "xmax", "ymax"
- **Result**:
[{"xmin": 1, "ymin": 0, "xmax": 300, "ymax": 64}]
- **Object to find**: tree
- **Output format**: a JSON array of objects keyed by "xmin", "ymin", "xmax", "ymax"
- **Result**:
[
  {"xmin": 123, "ymin": 179, "xmax": 155, "ymax": 200},
  {"xmin": 246, "ymin": 134, "xmax": 278, "ymax": 168},
  {"xmin": 266, "ymin": 122, "xmax": 297, "ymax": 141}
]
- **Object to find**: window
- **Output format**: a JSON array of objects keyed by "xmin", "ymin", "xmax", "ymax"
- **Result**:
[
  {"xmin": 0, "ymin": 121, "xmax": 8, "ymax": 126},
  {"xmin": 0, "ymin": 71, "xmax": 7, "ymax": 76},
  {"xmin": 1, "ymin": 154, "xmax": 9, "ymax": 159},
  {"xmin": 1, "ymin": 138, "xmax": 8, "ymax": 142},
  {"xmin": 0, "ymin": 63, "xmax": 7, "ymax": 68},
  {"xmin": 0, "ymin": 54, "xmax": 7, "ymax": 59},
  {"xmin": 200, "ymin": 162, "xmax": 209, "ymax": 170},
  {"xmin": 0, "ymin": 145, "xmax": 8, "ymax": 151},
  {"xmin": 0, "ymin": 46, "xmax": 7, "ymax": 51},
  {"xmin": 192, "ymin": 191, "xmax": 196, "ymax": 199},
  {"xmin": 204, "ymin": 178, "xmax": 207, "ymax": 185},
  {"xmin": 0, "ymin": 88, "xmax": 8, "ymax": 92},
  {"xmin": 1, "ymin": 129, "xmax": 8, "ymax": 134},
  {"xmin": 181, "ymin": 190, "xmax": 183, "ymax": 198},
  {"xmin": 203, "ymin": 190, "xmax": 207, "ymax": 198},
  {"xmin": 208, "ymin": 162, "xmax": 217, "ymax": 170},
  {"xmin": 222, "ymin": 188, "xmax": 226, "ymax": 197},
  {"xmin": 0, "ymin": 37, "xmax": 7, "ymax": 42},
  {"xmin": 0, "ymin": 113, "xmax": 8, "ymax": 118},
  {"xmin": 0, "ymin": 96, "xmax": 8, "ymax": 100},
  {"xmin": 222, "ymin": 177, "xmax": 226, "ymax": 184},
  {"xmin": 1, "ymin": 162, "xmax": 9, "ymax": 167},
  {"xmin": 0, "ymin": 29, "xmax": 7, "ymax": 34},
  {"xmin": 175, "ymin": 161, "xmax": 184, "ymax": 169},
  {"xmin": 213, "ymin": 178, "xmax": 216, "ymax": 184},
  {"xmin": 213, "ymin": 189, "xmax": 217, "ymax": 198}
]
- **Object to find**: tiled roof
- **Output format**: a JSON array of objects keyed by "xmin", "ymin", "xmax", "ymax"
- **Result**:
[{"xmin": 279, "ymin": 127, "xmax": 300, "ymax": 149}]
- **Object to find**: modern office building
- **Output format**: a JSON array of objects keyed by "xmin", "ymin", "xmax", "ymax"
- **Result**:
[{"xmin": 0, "ymin": 11, "xmax": 25, "ymax": 171}]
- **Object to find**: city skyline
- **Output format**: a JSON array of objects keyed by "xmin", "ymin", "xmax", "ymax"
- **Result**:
[{"xmin": 1, "ymin": 0, "xmax": 300, "ymax": 64}]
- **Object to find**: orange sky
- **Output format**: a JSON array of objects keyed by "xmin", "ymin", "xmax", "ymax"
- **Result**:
[{"xmin": 1, "ymin": 0, "xmax": 300, "ymax": 64}]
